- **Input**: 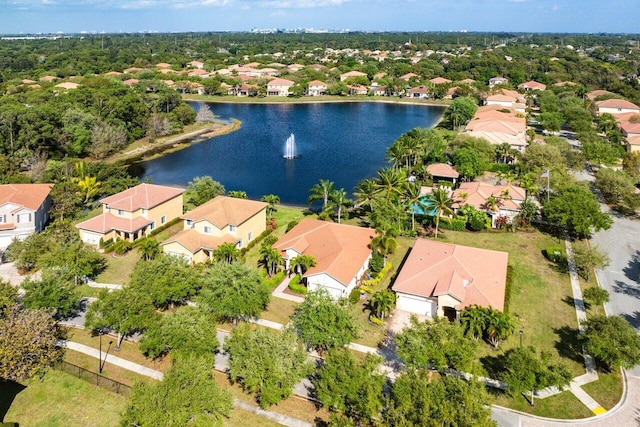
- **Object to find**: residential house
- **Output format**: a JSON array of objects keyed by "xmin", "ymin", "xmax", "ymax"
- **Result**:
[
  {"xmin": 426, "ymin": 163, "xmax": 459, "ymax": 187},
  {"xmin": 340, "ymin": 70, "xmax": 368, "ymax": 82},
  {"xmin": 392, "ymin": 238, "xmax": 508, "ymax": 319},
  {"xmin": 488, "ymin": 76, "xmax": 508, "ymax": 87},
  {"xmin": 54, "ymin": 82, "xmax": 80, "ymax": 90},
  {"xmin": 39, "ymin": 75, "xmax": 57, "ymax": 82},
  {"xmin": 518, "ymin": 80, "xmax": 546, "ymax": 91},
  {"xmin": 400, "ymin": 73, "xmax": 418, "ymax": 81},
  {"xmin": 452, "ymin": 181, "xmax": 526, "ymax": 227},
  {"xmin": 123, "ymin": 67, "xmax": 144, "ymax": 74},
  {"xmin": 585, "ymin": 90, "xmax": 616, "ymax": 101},
  {"xmin": 406, "ymin": 86, "xmax": 430, "ymax": 99},
  {"xmin": 430, "ymin": 77, "xmax": 452, "ymax": 85},
  {"xmin": 187, "ymin": 61, "xmax": 204, "ymax": 69},
  {"xmin": 595, "ymin": 99, "xmax": 640, "ymax": 116},
  {"xmin": 369, "ymin": 85, "xmax": 387, "ymax": 96},
  {"xmin": 123, "ymin": 79, "xmax": 139, "ymax": 87},
  {"xmin": 0, "ymin": 184, "xmax": 53, "ymax": 248},
  {"xmin": 273, "ymin": 218, "xmax": 375, "ymax": 299},
  {"xmin": 348, "ymin": 85, "xmax": 368, "ymax": 96},
  {"xmin": 188, "ymin": 68, "xmax": 210, "ymax": 79},
  {"xmin": 162, "ymin": 196, "xmax": 267, "ymax": 264},
  {"xmin": 616, "ymin": 113, "xmax": 640, "ymax": 152},
  {"xmin": 307, "ymin": 80, "xmax": 328, "ymax": 97},
  {"xmin": 463, "ymin": 105, "xmax": 528, "ymax": 152},
  {"xmin": 155, "ymin": 63, "xmax": 171, "ymax": 69},
  {"xmin": 266, "ymin": 78, "xmax": 295, "ymax": 96},
  {"xmin": 236, "ymin": 84, "xmax": 258, "ymax": 97},
  {"xmin": 76, "ymin": 183, "xmax": 184, "ymax": 246}
]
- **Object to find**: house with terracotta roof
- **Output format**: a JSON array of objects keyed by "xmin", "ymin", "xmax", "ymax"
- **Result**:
[
  {"xmin": 0, "ymin": 184, "xmax": 54, "ymax": 248},
  {"xmin": 452, "ymin": 182, "xmax": 526, "ymax": 227},
  {"xmin": 585, "ymin": 90, "xmax": 616, "ymax": 101},
  {"xmin": 406, "ymin": 85, "xmax": 430, "ymax": 99},
  {"xmin": 616, "ymin": 113, "xmax": 640, "ymax": 152},
  {"xmin": 488, "ymin": 76, "xmax": 508, "ymax": 87},
  {"xmin": 595, "ymin": 99, "xmax": 640, "ymax": 116},
  {"xmin": 54, "ymin": 82, "xmax": 80, "ymax": 90},
  {"xmin": 307, "ymin": 80, "xmax": 328, "ymax": 97},
  {"xmin": 430, "ymin": 77, "xmax": 452, "ymax": 85},
  {"xmin": 340, "ymin": 70, "xmax": 368, "ymax": 82},
  {"xmin": 266, "ymin": 78, "xmax": 295, "ymax": 96},
  {"xmin": 123, "ymin": 79, "xmax": 139, "ymax": 87},
  {"xmin": 76, "ymin": 184, "xmax": 184, "ymax": 246},
  {"xmin": 273, "ymin": 218, "xmax": 375, "ymax": 299},
  {"xmin": 162, "ymin": 196, "xmax": 267, "ymax": 264},
  {"xmin": 155, "ymin": 63, "xmax": 171, "ymax": 69},
  {"xmin": 392, "ymin": 238, "xmax": 508, "ymax": 318},
  {"xmin": 400, "ymin": 72, "xmax": 418, "ymax": 81},
  {"xmin": 39, "ymin": 75, "xmax": 57, "ymax": 82},
  {"xmin": 518, "ymin": 80, "xmax": 546, "ymax": 91},
  {"xmin": 426, "ymin": 163, "xmax": 459, "ymax": 186},
  {"xmin": 188, "ymin": 68, "xmax": 210, "ymax": 78},
  {"xmin": 463, "ymin": 105, "xmax": 528, "ymax": 152},
  {"xmin": 187, "ymin": 61, "xmax": 204, "ymax": 69},
  {"xmin": 123, "ymin": 67, "xmax": 144, "ymax": 74}
]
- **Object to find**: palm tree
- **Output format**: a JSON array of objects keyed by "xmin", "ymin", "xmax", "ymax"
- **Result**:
[
  {"xmin": 368, "ymin": 290, "xmax": 396, "ymax": 320},
  {"xmin": 460, "ymin": 306, "xmax": 486, "ymax": 340},
  {"xmin": 261, "ymin": 194, "xmax": 280, "ymax": 216},
  {"xmin": 227, "ymin": 190, "xmax": 247, "ymax": 199},
  {"xmin": 77, "ymin": 175, "xmax": 101, "ymax": 204},
  {"xmin": 374, "ymin": 167, "xmax": 407, "ymax": 202},
  {"xmin": 485, "ymin": 310, "xmax": 514, "ymax": 349},
  {"xmin": 495, "ymin": 142, "xmax": 512, "ymax": 164},
  {"xmin": 308, "ymin": 179, "xmax": 335, "ymax": 211},
  {"xmin": 137, "ymin": 238, "xmax": 161, "ymax": 261},
  {"xmin": 484, "ymin": 195, "xmax": 501, "ymax": 213},
  {"xmin": 403, "ymin": 183, "xmax": 426, "ymax": 231},
  {"xmin": 258, "ymin": 245, "xmax": 283, "ymax": 277},
  {"xmin": 519, "ymin": 175, "xmax": 538, "ymax": 202},
  {"xmin": 354, "ymin": 179, "xmax": 377, "ymax": 211},
  {"xmin": 424, "ymin": 187, "xmax": 454, "ymax": 239},
  {"xmin": 213, "ymin": 242, "xmax": 240, "ymax": 264},
  {"xmin": 369, "ymin": 226, "xmax": 398, "ymax": 265},
  {"xmin": 385, "ymin": 142, "xmax": 407, "ymax": 170},
  {"xmin": 328, "ymin": 188, "xmax": 352, "ymax": 224},
  {"xmin": 290, "ymin": 254, "xmax": 316, "ymax": 276}
]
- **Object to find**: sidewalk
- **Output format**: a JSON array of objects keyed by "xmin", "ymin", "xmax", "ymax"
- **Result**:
[{"xmin": 272, "ymin": 275, "xmax": 305, "ymax": 303}]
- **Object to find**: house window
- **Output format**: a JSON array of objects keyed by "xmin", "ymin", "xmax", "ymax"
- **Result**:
[
  {"xmin": 229, "ymin": 225, "xmax": 236, "ymax": 232},
  {"xmin": 186, "ymin": 220, "xmax": 193, "ymax": 228},
  {"xmin": 141, "ymin": 208, "xmax": 147, "ymax": 215},
  {"xmin": 118, "ymin": 209, "xmax": 124, "ymax": 216},
  {"xmin": 248, "ymin": 231, "xmax": 253, "ymax": 241},
  {"xmin": 204, "ymin": 226, "xmax": 212, "ymax": 234},
  {"xmin": 161, "ymin": 216, "xmax": 166, "ymax": 225},
  {"xmin": 150, "ymin": 221, "xmax": 156, "ymax": 230},
  {"xmin": 0, "ymin": 215, "xmax": 5, "ymax": 223},
  {"xmin": 17, "ymin": 213, "xmax": 31, "ymax": 223}
]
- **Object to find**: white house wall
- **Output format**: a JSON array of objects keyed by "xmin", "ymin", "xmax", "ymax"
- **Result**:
[{"xmin": 306, "ymin": 273, "xmax": 350, "ymax": 299}]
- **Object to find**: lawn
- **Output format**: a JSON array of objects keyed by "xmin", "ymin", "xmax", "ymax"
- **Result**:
[
  {"xmin": 488, "ymin": 387, "xmax": 593, "ymax": 419},
  {"xmin": 261, "ymin": 296, "xmax": 298, "ymax": 325},
  {"xmin": 0, "ymin": 370, "xmax": 126, "ymax": 427},
  {"xmin": 95, "ymin": 250, "xmax": 141, "ymax": 285},
  {"xmin": 581, "ymin": 370, "xmax": 623, "ymax": 410}
]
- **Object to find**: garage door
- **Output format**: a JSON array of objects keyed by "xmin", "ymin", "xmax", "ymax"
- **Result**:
[
  {"xmin": 0, "ymin": 235, "xmax": 13, "ymax": 249},
  {"xmin": 397, "ymin": 294, "xmax": 436, "ymax": 316}
]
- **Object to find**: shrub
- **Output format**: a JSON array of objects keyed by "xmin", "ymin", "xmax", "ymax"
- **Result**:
[
  {"xmin": 113, "ymin": 239, "xmax": 132, "ymax": 255},
  {"xmin": 286, "ymin": 220, "xmax": 299, "ymax": 232},
  {"xmin": 440, "ymin": 217, "xmax": 467, "ymax": 231},
  {"xmin": 262, "ymin": 271, "xmax": 285, "ymax": 288},
  {"xmin": 544, "ymin": 246, "xmax": 563, "ymax": 262},
  {"xmin": 349, "ymin": 288, "xmax": 361, "ymax": 305},
  {"xmin": 369, "ymin": 251, "xmax": 384, "ymax": 275},
  {"xmin": 369, "ymin": 315, "xmax": 385, "ymax": 326},
  {"xmin": 288, "ymin": 275, "xmax": 307, "ymax": 294}
]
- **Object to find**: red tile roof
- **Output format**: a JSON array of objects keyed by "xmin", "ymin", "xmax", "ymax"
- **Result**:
[
  {"xmin": 76, "ymin": 213, "xmax": 151, "ymax": 234},
  {"xmin": 596, "ymin": 99, "xmax": 640, "ymax": 111},
  {"xmin": 0, "ymin": 184, "xmax": 53, "ymax": 211},
  {"xmin": 267, "ymin": 78, "xmax": 295, "ymax": 87},
  {"xmin": 426, "ymin": 163, "xmax": 459, "ymax": 179},
  {"xmin": 182, "ymin": 196, "xmax": 267, "ymax": 228},
  {"xmin": 392, "ymin": 238, "xmax": 508, "ymax": 311},
  {"xmin": 162, "ymin": 228, "xmax": 237, "ymax": 254},
  {"xmin": 452, "ymin": 182, "xmax": 525, "ymax": 211},
  {"xmin": 273, "ymin": 218, "xmax": 375, "ymax": 287},
  {"xmin": 100, "ymin": 183, "xmax": 184, "ymax": 212},
  {"xmin": 430, "ymin": 77, "xmax": 452, "ymax": 85}
]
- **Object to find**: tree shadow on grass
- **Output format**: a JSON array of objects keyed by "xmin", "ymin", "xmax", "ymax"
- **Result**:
[
  {"xmin": 561, "ymin": 295, "xmax": 577, "ymax": 309},
  {"xmin": 480, "ymin": 353, "xmax": 508, "ymax": 380},
  {"xmin": 0, "ymin": 379, "xmax": 26, "ymax": 422},
  {"xmin": 553, "ymin": 326, "xmax": 583, "ymax": 365}
]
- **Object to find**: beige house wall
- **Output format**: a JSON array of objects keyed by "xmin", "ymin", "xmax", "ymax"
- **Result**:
[
  {"xmin": 147, "ymin": 195, "xmax": 183, "ymax": 230},
  {"xmin": 436, "ymin": 294, "xmax": 462, "ymax": 316},
  {"xmin": 162, "ymin": 241, "xmax": 193, "ymax": 262},
  {"xmin": 237, "ymin": 208, "xmax": 266, "ymax": 248}
]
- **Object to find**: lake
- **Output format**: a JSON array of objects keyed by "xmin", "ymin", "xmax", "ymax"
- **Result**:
[{"xmin": 135, "ymin": 101, "xmax": 444, "ymax": 206}]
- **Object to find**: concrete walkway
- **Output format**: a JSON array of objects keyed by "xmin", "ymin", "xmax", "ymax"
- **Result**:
[
  {"xmin": 272, "ymin": 275, "xmax": 305, "ymax": 303},
  {"xmin": 62, "ymin": 338, "xmax": 313, "ymax": 427},
  {"xmin": 86, "ymin": 279, "xmax": 122, "ymax": 290}
]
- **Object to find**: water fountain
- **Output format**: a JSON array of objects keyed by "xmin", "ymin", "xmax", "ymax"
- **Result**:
[{"xmin": 283, "ymin": 133, "xmax": 297, "ymax": 159}]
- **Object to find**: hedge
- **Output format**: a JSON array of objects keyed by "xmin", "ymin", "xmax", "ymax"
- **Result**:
[
  {"xmin": 439, "ymin": 217, "xmax": 467, "ymax": 231},
  {"xmin": 544, "ymin": 246, "xmax": 564, "ymax": 262},
  {"xmin": 262, "ymin": 271, "xmax": 285, "ymax": 288},
  {"xmin": 288, "ymin": 274, "xmax": 307, "ymax": 294}
]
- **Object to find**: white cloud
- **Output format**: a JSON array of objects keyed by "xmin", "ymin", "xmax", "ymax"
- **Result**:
[{"xmin": 259, "ymin": 0, "xmax": 350, "ymax": 8}]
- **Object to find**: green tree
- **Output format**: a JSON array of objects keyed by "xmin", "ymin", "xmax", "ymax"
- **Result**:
[
  {"xmin": 198, "ymin": 263, "xmax": 270, "ymax": 324},
  {"xmin": 129, "ymin": 255, "xmax": 204, "ymax": 309},
  {"xmin": 22, "ymin": 272, "xmax": 79, "ymax": 319},
  {"xmin": 594, "ymin": 168, "xmax": 637, "ymax": 206},
  {"xmin": 140, "ymin": 306, "xmax": 219, "ymax": 359},
  {"xmin": 225, "ymin": 324, "xmax": 310, "ymax": 408},
  {"xmin": 308, "ymin": 179, "xmax": 335, "ymax": 211},
  {"xmin": 328, "ymin": 188, "xmax": 352, "ymax": 223},
  {"xmin": 85, "ymin": 287, "xmax": 158, "ymax": 349},
  {"xmin": 76, "ymin": 175, "xmax": 101, "ymax": 204},
  {"xmin": 500, "ymin": 346, "xmax": 572, "ymax": 406},
  {"xmin": 258, "ymin": 244, "xmax": 283, "ymax": 277},
  {"xmin": 424, "ymin": 187, "xmax": 454, "ymax": 238},
  {"xmin": 292, "ymin": 289, "xmax": 359, "ymax": 354},
  {"xmin": 383, "ymin": 371, "xmax": 495, "ymax": 427},
  {"xmin": 0, "ymin": 304, "xmax": 65, "ymax": 381},
  {"xmin": 121, "ymin": 355, "xmax": 233, "ymax": 426},
  {"xmin": 543, "ymin": 186, "xmax": 612, "ymax": 238},
  {"xmin": 212, "ymin": 242, "xmax": 241, "ymax": 264},
  {"xmin": 442, "ymin": 96, "xmax": 478, "ymax": 130},
  {"xmin": 571, "ymin": 244, "xmax": 610, "ymax": 281},
  {"xmin": 368, "ymin": 289, "xmax": 396, "ymax": 320},
  {"xmin": 582, "ymin": 287, "xmax": 610, "ymax": 315},
  {"xmin": 622, "ymin": 151, "xmax": 640, "ymax": 181},
  {"xmin": 290, "ymin": 254, "xmax": 316, "ymax": 276},
  {"xmin": 582, "ymin": 315, "xmax": 640, "ymax": 370},
  {"xmin": 227, "ymin": 190, "xmax": 247, "ymax": 199},
  {"xmin": 186, "ymin": 176, "xmax": 225, "ymax": 206},
  {"xmin": 137, "ymin": 237, "xmax": 161, "ymax": 261},
  {"xmin": 37, "ymin": 240, "xmax": 106, "ymax": 285},
  {"xmin": 395, "ymin": 316, "xmax": 478, "ymax": 373},
  {"xmin": 313, "ymin": 348, "xmax": 385, "ymax": 425},
  {"xmin": 261, "ymin": 194, "xmax": 280, "ymax": 216},
  {"xmin": 374, "ymin": 167, "xmax": 407, "ymax": 202},
  {"xmin": 368, "ymin": 226, "xmax": 398, "ymax": 264}
]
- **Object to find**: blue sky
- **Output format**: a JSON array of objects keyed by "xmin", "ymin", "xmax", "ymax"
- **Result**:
[{"xmin": 0, "ymin": 0, "xmax": 638, "ymax": 35}]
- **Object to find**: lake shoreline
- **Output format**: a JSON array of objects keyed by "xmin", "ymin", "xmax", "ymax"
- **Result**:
[{"xmin": 184, "ymin": 94, "xmax": 450, "ymax": 108}]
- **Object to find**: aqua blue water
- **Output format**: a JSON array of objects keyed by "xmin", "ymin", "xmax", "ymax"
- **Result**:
[{"xmin": 136, "ymin": 102, "xmax": 443, "ymax": 205}]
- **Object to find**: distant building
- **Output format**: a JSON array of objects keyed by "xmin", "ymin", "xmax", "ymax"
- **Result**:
[{"xmin": 0, "ymin": 184, "xmax": 53, "ymax": 248}]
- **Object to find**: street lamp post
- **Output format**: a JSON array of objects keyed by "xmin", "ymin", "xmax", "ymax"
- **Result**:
[
  {"xmin": 519, "ymin": 329, "xmax": 523, "ymax": 347},
  {"xmin": 98, "ymin": 330, "xmax": 113, "ymax": 374}
]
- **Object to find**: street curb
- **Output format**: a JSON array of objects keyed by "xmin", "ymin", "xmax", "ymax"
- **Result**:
[{"xmin": 490, "ymin": 367, "xmax": 629, "ymax": 424}]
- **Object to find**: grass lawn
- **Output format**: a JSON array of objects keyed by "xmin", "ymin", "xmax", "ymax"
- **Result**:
[
  {"xmin": 581, "ymin": 370, "xmax": 623, "ymax": 410},
  {"xmin": 488, "ymin": 388, "xmax": 593, "ymax": 419},
  {"xmin": 441, "ymin": 229, "xmax": 586, "ymax": 378},
  {"xmin": 95, "ymin": 250, "xmax": 141, "ymax": 285},
  {"xmin": 0, "ymin": 369, "xmax": 126, "ymax": 427},
  {"xmin": 261, "ymin": 296, "xmax": 298, "ymax": 325},
  {"xmin": 63, "ymin": 350, "xmax": 154, "ymax": 388}
]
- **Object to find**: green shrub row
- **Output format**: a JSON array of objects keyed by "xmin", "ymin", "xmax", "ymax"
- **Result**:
[
  {"xmin": 439, "ymin": 217, "xmax": 467, "ymax": 231},
  {"xmin": 288, "ymin": 274, "xmax": 307, "ymax": 294},
  {"xmin": 544, "ymin": 245, "xmax": 564, "ymax": 262},
  {"xmin": 262, "ymin": 271, "xmax": 285, "ymax": 288}
]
